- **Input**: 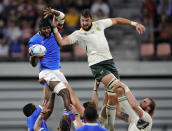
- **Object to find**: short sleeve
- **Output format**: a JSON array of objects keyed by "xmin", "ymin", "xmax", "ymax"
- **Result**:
[
  {"xmin": 96, "ymin": 19, "xmax": 112, "ymax": 29},
  {"xmin": 68, "ymin": 31, "xmax": 79, "ymax": 45}
]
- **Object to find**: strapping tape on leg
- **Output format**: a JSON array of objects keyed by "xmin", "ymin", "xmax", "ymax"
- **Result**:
[
  {"xmin": 53, "ymin": 82, "xmax": 67, "ymax": 94},
  {"xmin": 107, "ymin": 78, "xmax": 119, "ymax": 94}
]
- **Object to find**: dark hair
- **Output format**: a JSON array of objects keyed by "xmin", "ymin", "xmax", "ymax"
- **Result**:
[
  {"xmin": 59, "ymin": 115, "xmax": 71, "ymax": 131},
  {"xmin": 83, "ymin": 101, "xmax": 96, "ymax": 109},
  {"xmin": 148, "ymin": 98, "xmax": 156, "ymax": 117},
  {"xmin": 39, "ymin": 17, "xmax": 52, "ymax": 29},
  {"xmin": 81, "ymin": 9, "xmax": 92, "ymax": 19},
  {"xmin": 84, "ymin": 105, "xmax": 98, "ymax": 122},
  {"xmin": 23, "ymin": 103, "xmax": 36, "ymax": 117}
]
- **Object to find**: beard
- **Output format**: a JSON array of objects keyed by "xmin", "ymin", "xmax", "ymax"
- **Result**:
[{"xmin": 82, "ymin": 23, "xmax": 92, "ymax": 31}]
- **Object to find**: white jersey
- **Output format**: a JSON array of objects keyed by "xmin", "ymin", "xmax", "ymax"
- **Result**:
[
  {"xmin": 68, "ymin": 19, "xmax": 113, "ymax": 66},
  {"xmin": 128, "ymin": 111, "xmax": 152, "ymax": 131}
]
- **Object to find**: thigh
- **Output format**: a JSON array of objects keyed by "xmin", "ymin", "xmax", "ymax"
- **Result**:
[{"xmin": 54, "ymin": 70, "xmax": 68, "ymax": 83}]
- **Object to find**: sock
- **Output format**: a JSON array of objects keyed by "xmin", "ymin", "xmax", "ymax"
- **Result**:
[
  {"xmin": 106, "ymin": 104, "xmax": 116, "ymax": 131},
  {"xmin": 99, "ymin": 115, "xmax": 107, "ymax": 128},
  {"xmin": 118, "ymin": 96, "xmax": 139, "ymax": 123}
]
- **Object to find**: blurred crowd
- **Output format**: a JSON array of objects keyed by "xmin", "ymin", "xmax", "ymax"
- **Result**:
[
  {"xmin": 0, "ymin": 0, "xmax": 172, "ymax": 61},
  {"xmin": 0, "ymin": 0, "xmax": 110, "ymax": 61},
  {"xmin": 140, "ymin": 0, "xmax": 172, "ymax": 58}
]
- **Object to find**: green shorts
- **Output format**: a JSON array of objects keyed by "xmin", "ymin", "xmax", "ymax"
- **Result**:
[{"xmin": 90, "ymin": 59, "xmax": 120, "ymax": 82}]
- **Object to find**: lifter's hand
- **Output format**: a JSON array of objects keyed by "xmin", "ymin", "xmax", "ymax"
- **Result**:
[
  {"xmin": 52, "ymin": 15, "xmax": 60, "ymax": 27},
  {"xmin": 136, "ymin": 24, "xmax": 146, "ymax": 35},
  {"xmin": 43, "ymin": 7, "xmax": 54, "ymax": 18}
]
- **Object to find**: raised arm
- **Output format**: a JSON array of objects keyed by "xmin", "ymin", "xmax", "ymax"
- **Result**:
[
  {"xmin": 91, "ymin": 80, "xmax": 100, "ymax": 109},
  {"xmin": 110, "ymin": 17, "xmax": 146, "ymax": 35},
  {"xmin": 52, "ymin": 15, "xmax": 71, "ymax": 46}
]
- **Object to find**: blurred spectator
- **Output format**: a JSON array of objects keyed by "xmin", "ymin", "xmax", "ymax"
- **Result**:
[
  {"xmin": 0, "ymin": 18, "xmax": 8, "ymax": 39},
  {"xmin": 74, "ymin": 0, "xmax": 84, "ymax": 11},
  {"xmin": 157, "ymin": 0, "xmax": 172, "ymax": 18},
  {"xmin": 141, "ymin": 16, "xmax": 154, "ymax": 44},
  {"xmin": 156, "ymin": 14, "xmax": 172, "ymax": 50},
  {"xmin": 0, "ymin": 34, "xmax": 9, "ymax": 58},
  {"xmin": 141, "ymin": 0, "xmax": 157, "ymax": 22},
  {"xmin": 64, "ymin": 7, "xmax": 79, "ymax": 33},
  {"xmin": 6, "ymin": 19, "xmax": 24, "ymax": 58},
  {"xmin": 91, "ymin": 0, "xmax": 110, "ymax": 20}
]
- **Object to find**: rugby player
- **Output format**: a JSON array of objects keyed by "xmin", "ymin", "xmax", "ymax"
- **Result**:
[{"xmin": 50, "ymin": 8, "xmax": 145, "ymax": 131}]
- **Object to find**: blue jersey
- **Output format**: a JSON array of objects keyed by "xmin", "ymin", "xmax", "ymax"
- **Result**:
[
  {"xmin": 75, "ymin": 123, "xmax": 108, "ymax": 131},
  {"xmin": 28, "ymin": 32, "xmax": 61, "ymax": 72},
  {"xmin": 27, "ymin": 105, "xmax": 42, "ymax": 131}
]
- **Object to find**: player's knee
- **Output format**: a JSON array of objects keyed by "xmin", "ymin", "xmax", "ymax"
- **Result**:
[
  {"xmin": 106, "ymin": 77, "xmax": 119, "ymax": 92},
  {"xmin": 53, "ymin": 82, "xmax": 67, "ymax": 95},
  {"xmin": 115, "ymin": 87, "xmax": 125, "ymax": 96}
]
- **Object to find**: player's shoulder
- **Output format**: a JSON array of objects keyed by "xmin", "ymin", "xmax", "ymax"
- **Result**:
[{"xmin": 29, "ymin": 33, "xmax": 41, "ymax": 43}]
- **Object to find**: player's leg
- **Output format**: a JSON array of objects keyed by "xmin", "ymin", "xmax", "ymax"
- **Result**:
[
  {"xmin": 39, "ymin": 70, "xmax": 72, "ymax": 111},
  {"xmin": 49, "ymin": 81, "xmax": 72, "ymax": 111},
  {"xmin": 54, "ymin": 70, "xmax": 85, "ymax": 116},
  {"xmin": 64, "ymin": 83, "xmax": 85, "ymax": 117},
  {"xmin": 115, "ymin": 86, "xmax": 139, "ymax": 123},
  {"xmin": 99, "ymin": 91, "xmax": 108, "ymax": 127},
  {"xmin": 101, "ymin": 73, "xmax": 119, "ymax": 131}
]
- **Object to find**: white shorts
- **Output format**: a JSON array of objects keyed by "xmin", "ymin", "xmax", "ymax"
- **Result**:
[{"xmin": 39, "ymin": 69, "xmax": 68, "ymax": 85}]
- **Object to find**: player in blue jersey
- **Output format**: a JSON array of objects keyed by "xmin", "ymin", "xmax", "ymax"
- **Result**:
[
  {"xmin": 75, "ymin": 105, "xmax": 108, "ymax": 131},
  {"xmin": 23, "ymin": 86, "xmax": 55, "ymax": 131},
  {"xmin": 28, "ymin": 11, "xmax": 84, "ymax": 115}
]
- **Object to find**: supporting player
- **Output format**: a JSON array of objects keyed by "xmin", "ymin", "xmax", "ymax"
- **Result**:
[
  {"xmin": 48, "ymin": 8, "xmax": 145, "ymax": 131},
  {"xmin": 115, "ymin": 86, "xmax": 156, "ymax": 131},
  {"xmin": 23, "ymin": 86, "xmax": 55, "ymax": 131}
]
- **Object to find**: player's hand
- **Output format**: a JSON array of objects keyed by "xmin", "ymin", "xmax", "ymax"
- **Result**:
[
  {"xmin": 93, "ymin": 80, "xmax": 100, "ymax": 91},
  {"xmin": 70, "ymin": 104, "xmax": 78, "ymax": 115},
  {"xmin": 52, "ymin": 15, "xmax": 60, "ymax": 27},
  {"xmin": 43, "ymin": 7, "xmax": 54, "ymax": 18},
  {"xmin": 136, "ymin": 24, "xmax": 146, "ymax": 35}
]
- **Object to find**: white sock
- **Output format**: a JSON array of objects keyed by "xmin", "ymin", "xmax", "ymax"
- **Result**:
[
  {"xmin": 118, "ymin": 96, "xmax": 139, "ymax": 123},
  {"xmin": 99, "ymin": 115, "xmax": 107, "ymax": 128},
  {"xmin": 106, "ymin": 104, "xmax": 116, "ymax": 131}
]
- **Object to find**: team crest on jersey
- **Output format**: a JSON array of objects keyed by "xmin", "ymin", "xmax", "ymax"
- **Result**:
[{"xmin": 96, "ymin": 26, "xmax": 101, "ymax": 31}]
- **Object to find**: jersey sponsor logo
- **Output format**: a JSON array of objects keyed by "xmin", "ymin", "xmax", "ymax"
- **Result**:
[{"xmin": 100, "ymin": 70, "xmax": 104, "ymax": 74}]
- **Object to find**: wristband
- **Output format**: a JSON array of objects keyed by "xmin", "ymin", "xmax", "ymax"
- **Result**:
[
  {"xmin": 67, "ymin": 111, "xmax": 75, "ymax": 121},
  {"xmin": 93, "ymin": 89, "xmax": 97, "ymax": 92},
  {"xmin": 53, "ymin": 27, "xmax": 58, "ymax": 33},
  {"xmin": 131, "ymin": 21, "xmax": 137, "ymax": 26}
]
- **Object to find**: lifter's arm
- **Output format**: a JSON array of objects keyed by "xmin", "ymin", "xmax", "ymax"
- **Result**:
[
  {"xmin": 52, "ymin": 16, "xmax": 71, "ymax": 46},
  {"xmin": 110, "ymin": 17, "xmax": 146, "ymax": 35},
  {"xmin": 91, "ymin": 80, "xmax": 100, "ymax": 108}
]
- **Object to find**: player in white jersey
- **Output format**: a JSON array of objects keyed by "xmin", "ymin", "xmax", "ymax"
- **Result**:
[
  {"xmin": 47, "ymin": 8, "xmax": 146, "ymax": 131},
  {"xmin": 116, "ymin": 86, "xmax": 156, "ymax": 131}
]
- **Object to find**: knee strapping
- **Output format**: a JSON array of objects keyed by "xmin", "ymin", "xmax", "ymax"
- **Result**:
[
  {"xmin": 107, "ymin": 78, "xmax": 119, "ymax": 92},
  {"xmin": 53, "ymin": 82, "xmax": 67, "ymax": 94}
]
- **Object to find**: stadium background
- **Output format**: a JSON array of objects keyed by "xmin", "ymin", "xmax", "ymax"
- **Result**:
[{"xmin": 0, "ymin": 0, "xmax": 172, "ymax": 131}]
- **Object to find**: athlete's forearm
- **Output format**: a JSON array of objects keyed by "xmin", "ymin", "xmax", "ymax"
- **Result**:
[
  {"xmin": 34, "ymin": 115, "xmax": 42, "ymax": 131},
  {"xmin": 92, "ymin": 91, "xmax": 99, "ymax": 108},
  {"xmin": 111, "ymin": 17, "xmax": 137, "ymax": 26},
  {"xmin": 29, "ymin": 56, "xmax": 38, "ymax": 67}
]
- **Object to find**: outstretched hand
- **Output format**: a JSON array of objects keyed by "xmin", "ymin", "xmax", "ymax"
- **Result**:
[
  {"xmin": 43, "ymin": 7, "xmax": 54, "ymax": 18},
  {"xmin": 136, "ymin": 24, "xmax": 146, "ymax": 35},
  {"xmin": 52, "ymin": 15, "xmax": 60, "ymax": 27}
]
